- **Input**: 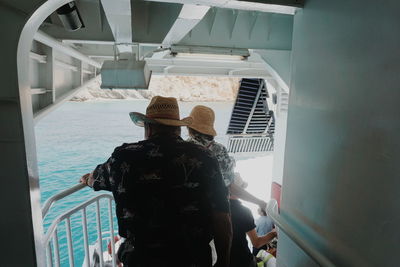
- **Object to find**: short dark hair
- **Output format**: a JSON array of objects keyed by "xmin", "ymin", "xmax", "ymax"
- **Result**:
[{"xmin": 146, "ymin": 122, "xmax": 180, "ymax": 136}]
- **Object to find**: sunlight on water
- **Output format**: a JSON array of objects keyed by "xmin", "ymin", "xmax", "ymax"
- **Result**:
[{"xmin": 35, "ymin": 99, "xmax": 272, "ymax": 266}]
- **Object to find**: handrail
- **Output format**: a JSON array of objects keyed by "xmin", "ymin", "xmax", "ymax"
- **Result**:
[
  {"xmin": 43, "ymin": 191, "xmax": 116, "ymax": 267},
  {"xmin": 43, "ymin": 193, "xmax": 113, "ymax": 246},
  {"xmin": 266, "ymin": 200, "xmax": 335, "ymax": 267},
  {"xmin": 42, "ymin": 183, "xmax": 86, "ymax": 218}
]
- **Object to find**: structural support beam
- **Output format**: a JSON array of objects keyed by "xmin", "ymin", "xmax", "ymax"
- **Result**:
[
  {"xmin": 34, "ymin": 76, "xmax": 100, "ymax": 123},
  {"xmin": 208, "ymin": 8, "xmax": 218, "ymax": 35},
  {"xmin": 162, "ymin": 4, "xmax": 210, "ymax": 46},
  {"xmin": 34, "ymin": 31, "xmax": 102, "ymax": 68},
  {"xmin": 230, "ymin": 10, "xmax": 239, "ymax": 39},
  {"xmin": 100, "ymin": 0, "xmax": 132, "ymax": 53},
  {"xmin": 30, "ymin": 52, "xmax": 47, "ymax": 63},
  {"xmin": 249, "ymin": 12, "xmax": 259, "ymax": 39},
  {"xmin": 146, "ymin": 0, "xmax": 298, "ymax": 15}
]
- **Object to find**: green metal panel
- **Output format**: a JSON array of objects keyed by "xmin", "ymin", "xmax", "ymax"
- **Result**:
[
  {"xmin": 131, "ymin": 1, "xmax": 182, "ymax": 43},
  {"xmin": 178, "ymin": 7, "xmax": 293, "ymax": 50}
]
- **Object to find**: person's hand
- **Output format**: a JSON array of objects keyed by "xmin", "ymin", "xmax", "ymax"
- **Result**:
[
  {"xmin": 270, "ymin": 228, "xmax": 277, "ymax": 238},
  {"xmin": 80, "ymin": 173, "xmax": 91, "ymax": 186}
]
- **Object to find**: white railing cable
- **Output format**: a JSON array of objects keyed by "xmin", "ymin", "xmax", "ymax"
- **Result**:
[
  {"xmin": 42, "ymin": 183, "xmax": 86, "ymax": 218},
  {"xmin": 266, "ymin": 200, "xmax": 335, "ymax": 267}
]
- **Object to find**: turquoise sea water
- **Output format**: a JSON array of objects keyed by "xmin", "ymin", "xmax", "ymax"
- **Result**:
[{"xmin": 36, "ymin": 100, "xmax": 234, "ymax": 266}]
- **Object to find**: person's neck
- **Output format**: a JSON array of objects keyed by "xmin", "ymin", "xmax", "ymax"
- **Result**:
[{"xmin": 149, "ymin": 132, "xmax": 179, "ymax": 139}]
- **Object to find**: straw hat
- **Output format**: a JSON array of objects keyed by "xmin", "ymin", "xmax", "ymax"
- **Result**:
[
  {"xmin": 129, "ymin": 96, "xmax": 192, "ymax": 127},
  {"xmin": 188, "ymin": 105, "xmax": 217, "ymax": 136}
]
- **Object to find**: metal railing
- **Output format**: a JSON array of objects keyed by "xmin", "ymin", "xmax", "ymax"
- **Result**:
[
  {"xmin": 227, "ymin": 135, "xmax": 273, "ymax": 153},
  {"xmin": 266, "ymin": 200, "xmax": 335, "ymax": 267},
  {"xmin": 42, "ymin": 184, "xmax": 118, "ymax": 267}
]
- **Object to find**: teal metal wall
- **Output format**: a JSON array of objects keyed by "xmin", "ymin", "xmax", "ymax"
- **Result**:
[{"xmin": 279, "ymin": 0, "xmax": 400, "ymax": 266}]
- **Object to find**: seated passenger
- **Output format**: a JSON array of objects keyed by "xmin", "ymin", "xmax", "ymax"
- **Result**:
[
  {"xmin": 80, "ymin": 96, "xmax": 232, "ymax": 267},
  {"xmin": 229, "ymin": 175, "xmax": 276, "ymax": 267},
  {"xmin": 253, "ymin": 208, "xmax": 275, "ymax": 256},
  {"xmin": 187, "ymin": 105, "xmax": 268, "ymax": 211}
]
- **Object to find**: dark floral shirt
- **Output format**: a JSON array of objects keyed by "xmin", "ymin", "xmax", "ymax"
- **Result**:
[
  {"xmin": 92, "ymin": 134, "xmax": 229, "ymax": 266},
  {"xmin": 188, "ymin": 133, "xmax": 236, "ymax": 187}
]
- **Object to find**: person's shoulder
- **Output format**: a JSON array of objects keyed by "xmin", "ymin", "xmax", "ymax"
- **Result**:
[
  {"xmin": 209, "ymin": 141, "xmax": 229, "ymax": 154},
  {"xmin": 182, "ymin": 140, "xmax": 214, "ymax": 156},
  {"xmin": 112, "ymin": 141, "xmax": 147, "ymax": 156},
  {"xmin": 239, "ymin": 202, "xmax": 254, "ymax": 218}
]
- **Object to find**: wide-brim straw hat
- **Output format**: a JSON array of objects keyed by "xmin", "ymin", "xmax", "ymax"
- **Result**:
[
  {"xmin": 129, "ymin": 96, "xmax": 192, "ymax": 127},
  {"xmin": 188, "ymin": 105, "xmax": 217, "ymax": 137}
]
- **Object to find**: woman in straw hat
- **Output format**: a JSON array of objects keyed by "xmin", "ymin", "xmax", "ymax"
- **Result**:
[{"xmin": 187, "ymin": 105, "xmax": 267, "ymax": 211}]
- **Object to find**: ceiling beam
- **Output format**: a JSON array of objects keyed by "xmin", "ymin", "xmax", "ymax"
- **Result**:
[
  {"xmin": 100, "ymin": 0, "xmax": 133, "ymax": 53},
  {"xmin": 145, "ymin": 0, "xmax": 299, "ymax": 15},
  {"xmin": 162, "ymin": 4, "xmax": 210, "ymax": 46}
]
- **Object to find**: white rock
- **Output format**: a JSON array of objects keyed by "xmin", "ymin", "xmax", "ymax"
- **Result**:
[{"xmin": 71, "ymin": 76, "xmax": 240, "ymax": 102}]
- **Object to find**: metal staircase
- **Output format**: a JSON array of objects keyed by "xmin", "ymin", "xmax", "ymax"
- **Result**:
[{"xmin": 226, "ymin": 78, "xmax": 275, "ymax": 154}]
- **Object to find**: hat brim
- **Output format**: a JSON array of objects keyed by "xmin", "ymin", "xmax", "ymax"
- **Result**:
[
  {"xmin": 129, "ymin": 112, "xmax": 192, "ymax": 127},
  {"xmin": 188, "ymin": 123, "xmax": 217, "ymax": 137}
]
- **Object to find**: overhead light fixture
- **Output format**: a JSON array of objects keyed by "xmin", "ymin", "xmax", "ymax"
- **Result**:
[
  {"xmin": 56, "ymin": 2, "xmax": 85, "ymax": 31},
  {"xmin": 100, "ymin": 59, "xmax": 151, "ymax": 89}
]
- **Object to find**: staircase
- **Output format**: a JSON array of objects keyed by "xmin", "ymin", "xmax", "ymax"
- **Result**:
[{"xmin": 226, "ymin": 78, "xmax": 275, "ymax": 154}]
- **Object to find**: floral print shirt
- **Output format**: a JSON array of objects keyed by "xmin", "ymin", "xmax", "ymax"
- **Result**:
[
  {"xmin": 92, "ymin": 134, "xmax": 229, "ymax": 266},
  {"xmin": 188, "ymin": 133, "xmax": 236, "ymax": 187}
]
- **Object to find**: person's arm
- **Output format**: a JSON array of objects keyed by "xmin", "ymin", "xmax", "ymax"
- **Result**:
[
  {"xmin": 212, "ymin": 211, "xmax": 232, "ymax": 267},
  {"xmin": 80, "ymin": 145, "xmax": 124, "ymax": 191},
  {"xmin": 246, "ymin": 228, "xmax": 277, "ymax": 249},
  {"xmin": 229, "ymin": 183, "xmax": 267, "ymax": 211}
]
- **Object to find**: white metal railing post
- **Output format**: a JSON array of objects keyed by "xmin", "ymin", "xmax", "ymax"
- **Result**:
[
  {"xmin": 108, "ymin": 199, "xmax": 117, "ymax": 267},
  {"xmin": 65, "ymin": 217, "xmax": 75, "ymax": 267},
  {"xmin": 43, "ymin": 183, "xmax": 115, "ymax": 267},
  {"xmin": 46, "ymin": 243, "xmax": 53, "ymax": 267},
  {"xmin": 96, "ymin": 200, "xmax": 105, "ymax": 267},
  {"xmin": 53, "ymin": 229, "xmax": 60, "ymax": 267},
  {"xmin": 82, "ymin": 208, "xmax": 90, "ymax": 267}
]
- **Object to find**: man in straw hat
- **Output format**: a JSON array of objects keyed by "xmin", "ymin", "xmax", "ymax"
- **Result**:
[
  {"xmin": 187, "ymin": 105, "xmax": 267, "ymax": 211},
  {"xmin": 80, "ymin": 96, "xmax": 232, "ymax": 267}
]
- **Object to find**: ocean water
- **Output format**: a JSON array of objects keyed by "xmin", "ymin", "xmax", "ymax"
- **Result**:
[{"xmin": 36, "ymin": 100, "xmax": 235, "ymax": 266}]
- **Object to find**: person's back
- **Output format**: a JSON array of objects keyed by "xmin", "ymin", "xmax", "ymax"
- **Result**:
[
  {"xmin": 255, "ymin": 215, "xmax": 274, "ymax": 237},
  {"xmin": 253, "ymin": 209, "xmax": 274, "ymax": 256},
  {"xmin": 230, "ymin": 199, "xmax": 256, "ymax": 267},
  {"xmin": 95, "ymin": 134, "xmax": 227, "ymax": 266}
]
